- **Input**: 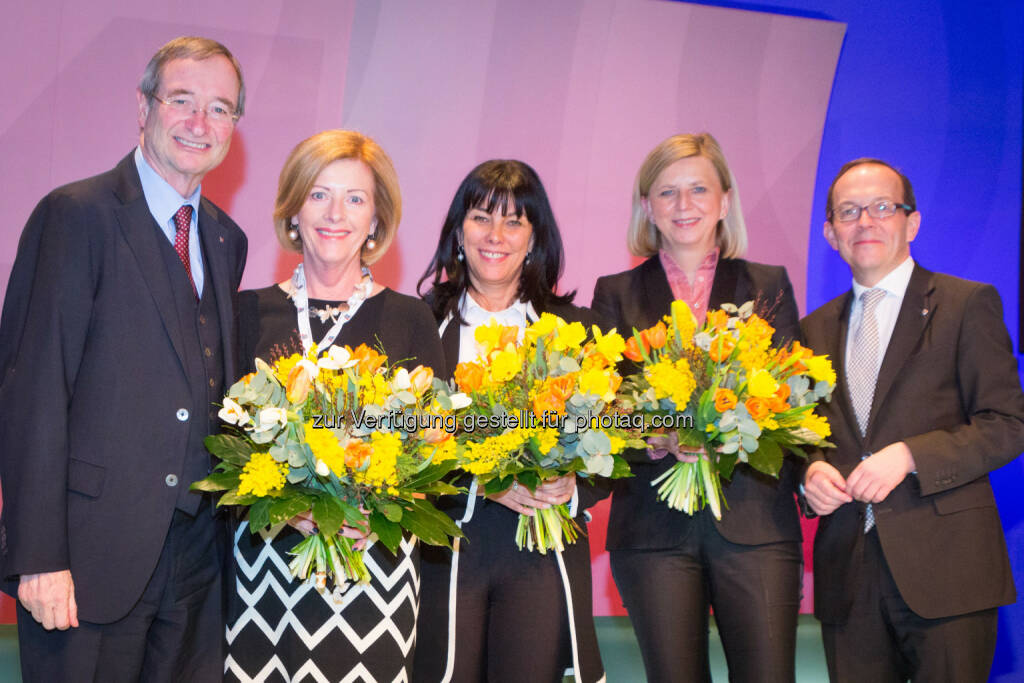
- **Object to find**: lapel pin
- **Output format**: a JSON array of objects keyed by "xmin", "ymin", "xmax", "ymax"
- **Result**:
[
  {"xmin": 219, "ymin": 236, "xmax": 225, "ymax": 243},
  {"xmin": 921, "ymin": 308, "xmax": 928, "ymax": 316}
]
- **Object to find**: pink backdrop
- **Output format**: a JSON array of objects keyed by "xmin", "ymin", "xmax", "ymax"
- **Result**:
[{"xmin": 0, "ymin": 0, "xmax": 844, "ymax": 620}]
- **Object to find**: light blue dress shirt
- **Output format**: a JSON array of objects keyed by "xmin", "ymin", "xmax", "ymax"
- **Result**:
[{"xmin": 133, "ymin": 146, "xmax": 205, "ymax": 296}]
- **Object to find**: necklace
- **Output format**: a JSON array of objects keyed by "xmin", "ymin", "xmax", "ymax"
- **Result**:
[{"xmin": 287, "ymin": 263, "xmax": 374, "ymax": 354}]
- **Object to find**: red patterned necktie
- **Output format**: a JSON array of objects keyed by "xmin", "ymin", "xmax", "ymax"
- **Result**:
[{"xmin": 173, "ymin": 204, "xmax": 197, "ymax": 298}]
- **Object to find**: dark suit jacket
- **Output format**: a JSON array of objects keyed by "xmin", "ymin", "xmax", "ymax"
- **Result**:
[
  {"xmin": 592, "ymin": 256, "xmax": 803, "ymax": 550},
  {"xmin": 0, "ymin": 153, "xmax": 247, "ymax": 623},
  {"xmin": 800, "ymin": 264, "xmax": 1023, "ymax": 622}
]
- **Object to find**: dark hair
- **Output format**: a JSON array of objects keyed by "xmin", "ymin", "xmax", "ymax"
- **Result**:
[
  {"xmin": 417, "ymin": 159, "xmax": 574, "ymax": 325},
  {"xmin": 825, "ymin": 157, "xmax": 916, "ymax": 219}
]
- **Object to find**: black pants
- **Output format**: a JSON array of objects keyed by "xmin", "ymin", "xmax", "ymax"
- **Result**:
[
  {"xmin": 17, "ymin": 502, "xmax": 225, "ymax": 683},
  {"xmin": 821, "ymin": 528, "xmax": 997, "ymax": 683},
  {"xmin": 415, "ymin": 501, "xmax": 575, "ymax": 683},
  {"xmin": 610, "ymin": 511, "xmax": 801, "ymax": 683}
]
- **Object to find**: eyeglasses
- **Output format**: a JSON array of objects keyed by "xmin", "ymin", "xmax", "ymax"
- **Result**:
[
  {"xmin": 151, "ymin": 94, "xmax": 239, "ymax": 124},
  {"xmin": 830, "ymin": 199, "xmax": 912, "ymax": 223}
]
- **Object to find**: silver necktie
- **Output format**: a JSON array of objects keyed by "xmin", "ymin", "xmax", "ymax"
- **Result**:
[{"xmin": 847, "ymin": 288, "xmax": 885, "ymax": 531}]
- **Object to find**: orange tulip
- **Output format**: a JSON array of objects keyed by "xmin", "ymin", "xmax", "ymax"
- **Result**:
[
  {"xmin": 644, "ymin": 322, "xmax": 668, "ymax": 349},
  {"xmin": 533, "ymin": 390, "xmax": 565, "ymax": 416},
  {"xmin": 454, "ymin": 361, "xmax": 486, "ymax": 393},
  {"xmin": 351, "ymin": 343, "xmax": 386, "ymax": 374},
  {"xmin": 344, "ymin": 440, "xmax": 373, "ymax": 469},
  {"xmin": 286, "ymin": 363, "xmax": 313, "ymax": 403},
  {"xmin": 239, "ymin": 372, "xmax": 256, "ymax": 385},
  {"xmin": 708, "ymin": 334, "xmax": 736, "ymax": 362},
  {"xmin": 408, "ymin": 365, "xmax": 434, "ymax": 394},
  {"xmin": 769, "ymin": 383, "xmax": 792, "ymax": 412},
  {"xmin": 548, "ymin": 375, "xmax": 576, "ymax": 402},
  {"xmin": 714, "ymin": 388, "xmax": 738, "ymax": 412},
  {"xmin": 499, "ymin": 326, "xmax": 520, "ymax": 349},
  {"xmin": 745, "ymin": 397, "xmax": 771, "ymax": 422},
  {"xmin": 706, "ymin": 309, "xmax": 729, "ymax": 331},
  {"xmin": 624, "ymin": 336, "xmax": 649, "ymax": 362},
  {"xmin": 422, "ymin": 427, "xmax": 452, "ymax": 445}
]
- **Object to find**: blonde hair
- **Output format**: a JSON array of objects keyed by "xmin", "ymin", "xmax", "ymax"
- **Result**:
[
  {"xmin": 627, "ymin": 132, "xmax": 747, "ymax": 259},
  {"xmin": 274, "ymin": 130, "xmax": 401, "ymax": 265}
]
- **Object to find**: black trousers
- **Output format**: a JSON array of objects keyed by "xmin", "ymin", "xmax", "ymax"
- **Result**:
[
  {"xmin": 821, "ymin": 528, "xmax": 997, "ymax": 683},
  {"xmin": 610, "ymin": 511, "xmax": 801, "ymax": 683},
  {"xmin": 414, "ymin": 501, "xmax": 576, "ymax": 683},
  {"xmin": 17, "ymin": 501, "xmax": 226, "ymax": 683}
]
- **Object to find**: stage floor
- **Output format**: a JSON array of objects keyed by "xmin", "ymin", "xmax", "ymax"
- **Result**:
[{"xmin": 0, "ymin": 616, "xmax": 829, "ymax": 682}]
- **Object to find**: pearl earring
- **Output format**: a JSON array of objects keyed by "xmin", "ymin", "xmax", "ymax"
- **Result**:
[{"xmin": 288, "ymin": 223, "xmax": 299, "ymax": 242}]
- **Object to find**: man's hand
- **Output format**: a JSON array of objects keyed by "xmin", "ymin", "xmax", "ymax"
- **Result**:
[
  {"xmin": 804, "ymin": 461, "xmax": 853, "ymax": 515},
  {"xmin": 846, "ymin": 442, "xmax": 916, "ymax": 503},
  {"xmin": 490, "ymin": 475, "xmax": 576, "ymax": 515},
  {"xmin": 18, "ymin": 570, "xmax": 78, "ymax": 630}
]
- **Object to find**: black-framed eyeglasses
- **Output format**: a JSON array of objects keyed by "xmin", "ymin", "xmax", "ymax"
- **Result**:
[
  {"xmin": 151, "ymin": 94, "xmax": 240, "ymax": 124},
  {"xmin": 830, "ymin": 199, "xmax": 912, "ymax": 223}
]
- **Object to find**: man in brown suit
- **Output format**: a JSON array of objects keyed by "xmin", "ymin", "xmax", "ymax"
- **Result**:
[{"xmin": 801, "ymin": 158, "xmax": 1024, "ymax": 682}]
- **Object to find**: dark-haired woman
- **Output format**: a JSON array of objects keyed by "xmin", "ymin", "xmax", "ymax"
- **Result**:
[
  {"xmin": 592, "ymin": 133, "xmax": 802, "ymax": 683},
  {"xmin": 412, "ymin": 160, "xmax": 604, "ymax": 683}
]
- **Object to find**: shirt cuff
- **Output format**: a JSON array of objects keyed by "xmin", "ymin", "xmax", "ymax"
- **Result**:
[{"xmin": 568, "ymin": 486, "xmax": 579, "ymax": 517}]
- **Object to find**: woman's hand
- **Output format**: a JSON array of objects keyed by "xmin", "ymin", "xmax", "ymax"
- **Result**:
[
  {"xmin": 489, "ymin": 474, "xmax": 577, "ymax": 515},
  {"xmin": 646, "ymin": 432, "xmax": 703, "ymax": 463},
  {"xmin": 288, "ymin": 509, "xmax": 372, "ymax": 550}
]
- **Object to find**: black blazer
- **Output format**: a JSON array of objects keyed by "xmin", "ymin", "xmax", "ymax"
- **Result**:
[
  {"xmin": 801, "ymin": 265, "xmax": 1023, "ymax": 622},
  {"xmin": 592, "ymin": 256, "xmax": 802, "ymax": 550},
  {"xmin": 0, "ymin": 153, "xmax": 247, "ymax": 623}
]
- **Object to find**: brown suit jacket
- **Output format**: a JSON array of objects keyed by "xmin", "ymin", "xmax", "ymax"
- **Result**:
[
  {"xmin": 592, "ymin": 256, "xmax": 803, "ymax": 550},
  {"xmin": 800, "ymin": 264, "xmax": 1024, "ymax": 622}
]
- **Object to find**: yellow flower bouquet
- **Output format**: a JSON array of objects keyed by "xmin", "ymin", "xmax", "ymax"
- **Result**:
[
  {"xmin": 192, "ymin": 344, "xmax": 463, "ymax": 586},
  {"xmin": 439, "ymin": 314, "xmax": 643, "ymax": 554},
  {"xmin": 619, "ymin": 300, "xmax": 836, "ymax": 518}
]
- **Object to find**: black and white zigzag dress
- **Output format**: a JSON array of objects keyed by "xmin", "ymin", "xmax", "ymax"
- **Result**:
[{"xmin": 225, "ymin": 285, "xmax": 446, "ymax": 683}]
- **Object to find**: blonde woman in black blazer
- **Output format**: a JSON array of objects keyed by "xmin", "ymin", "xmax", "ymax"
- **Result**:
[{"xmin": 591, "ymin": 133, "xmax": 802, "ymax": 683}]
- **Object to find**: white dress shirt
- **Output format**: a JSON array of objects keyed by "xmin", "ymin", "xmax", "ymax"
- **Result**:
[{"xmin": 845, "ymin": 256, "xmax": 915, "ymax": 377}]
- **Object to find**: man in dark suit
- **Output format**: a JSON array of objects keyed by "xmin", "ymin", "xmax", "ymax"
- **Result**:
[
  {"xmin": 801, "ymin": 158, "xmax": 1024, "ymax": 682},
  {"xmin": 0, "ymin": 36, "xmax": 248, "ymax": 681}
]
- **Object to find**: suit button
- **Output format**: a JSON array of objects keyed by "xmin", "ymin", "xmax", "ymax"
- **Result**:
[
  {"xmin": 165, "ymin": 474, "xmax": 178, "ymax": 487},
  {"xmin": 208, "ymin": 378, "xmax": 216, "ymax": 387},
  {"xmin": 176, "ymin": 408, "xmax": 189, "ymax": 421}
]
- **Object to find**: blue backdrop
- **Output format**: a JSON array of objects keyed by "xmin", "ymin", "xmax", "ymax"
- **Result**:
[{"xmin": 692, "ymin": 1, "xmax": 1024, "ymax": 679}]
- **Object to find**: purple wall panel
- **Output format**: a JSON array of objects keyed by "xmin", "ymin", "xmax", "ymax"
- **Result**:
[{"xmin": 0, "ymin": 0, "xmax": 842, "ymax": 619}]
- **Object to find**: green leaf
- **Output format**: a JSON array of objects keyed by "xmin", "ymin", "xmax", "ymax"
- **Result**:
[
  {"xmin": 268, "ymin": 495, "xmax": 311, "ymax": 526},
  {"xmin": 517, "ymin": 470, "xmax": 540, "ymax": 491},
  {"xmin": 484, "ymin": 475, "xmax": 514, "ymax": 496},
  {"xmin": 405, "ymin": 461, "xmax": 458, "ymax": 489},
  {"xmin": 399, "ymin": 504, "xmax": 456, "ymax": 548},
  {"xmin": 311, "ymin": 496, "xmax": 345, "ymax": 537},
  {"xmin": 716, "ymin": 450, "xmax": 739, "ymax": 480},
  {"xmin": 217, "ymin": 490, "xmax": 259, "ymax": 506},
  {"xmin": 190, "ymin": 470, "xmax": 239, "ymax": 492},
  {"xmin": 381, "ymin": 502, "xmax": 403, "ymax": 522},
  {"xmin": 204, "ymin": 434, "xmax": 253, "ymax": 466},
  {"xmin": 248, "ymin": 497, "xmax": 272, "ymax": 532},
  {"xmin": 369, "ymin": 512, "xmax": 403, "ymax": 553},
  {"xmin": 611, "ymin": 455, "xmax": 634, "ymax": 479},
  {"xmin": 746, "ymin": 439, "xmax": 784, "ymax": 477}
]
